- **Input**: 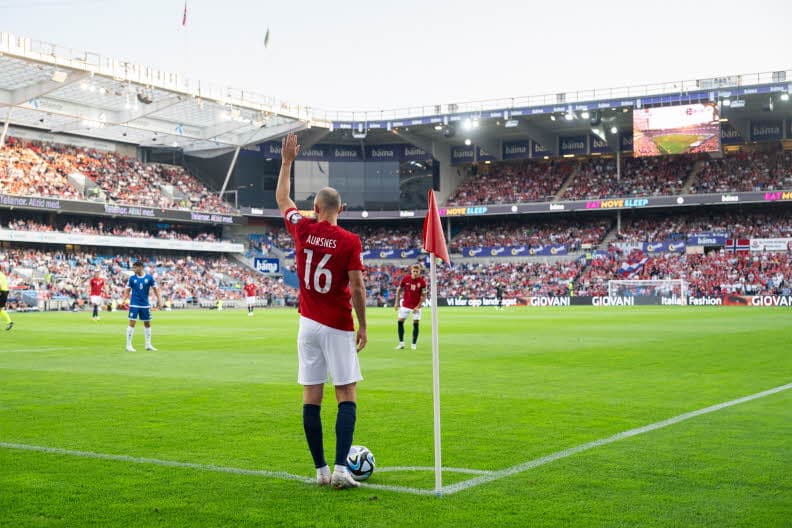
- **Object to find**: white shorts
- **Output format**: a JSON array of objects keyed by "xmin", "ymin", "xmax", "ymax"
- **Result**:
[
  {"xmin": 398, "ymin": 306, "xmax": 422, "ymax": 321},
  {"xmin": 90, "ymin": 296, "xmax": 103, "ymax": 306},
  {"xmin": 246, "ymin": 296, "xmax": 256, "ymax": 306},
  {"xmin": 297, "ymin": 316, "xmax": 362, "ymax": 386}
]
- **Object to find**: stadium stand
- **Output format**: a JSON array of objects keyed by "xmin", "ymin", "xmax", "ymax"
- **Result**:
[
  {"xmin": 0, "ymin": 247, "xmax": 295, "ymax": 309},
  {"xmin": 446, "ymin": 160, "xmax": 573, "ymax": 205},
  {"xmin": 1, "ymin": 137, "xmax": 235, "ymax": 213},
  {"xmin": 3, "ymin": 218, "xmax": 221, "ymax": 241},
  {"xmin": 690, "ymin": 152, "xmax": 791, "ymax": 193},
  {"xmin": 449, "ymin": 219, "xmax": 611, "ymax": 252},
  {"xmin": 561, "ymin": 155, "xmax": 694, "ymax": 200}
]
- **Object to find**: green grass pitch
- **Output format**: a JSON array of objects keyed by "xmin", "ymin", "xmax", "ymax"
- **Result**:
[
  {"xmin": 1, "ymin": 307, "xmax": 790, "ymax": 527},
  {"xmin": 652, "ymin": 134, "xmax": 705, "ymax": 155}
]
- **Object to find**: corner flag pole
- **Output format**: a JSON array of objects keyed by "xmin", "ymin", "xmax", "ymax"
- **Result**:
[
  {"xmin": 422, "ymin": 189, "xmax": 449, "ymax": 496},
  {"xmin": 430, "ymin": 251, "xmax": 442, "ymax": 495}
]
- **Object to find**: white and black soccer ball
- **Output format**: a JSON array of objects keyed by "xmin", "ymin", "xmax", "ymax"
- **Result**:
[{"xmin": 346, "ymin": 445, "xmax": 375, "ymax": 481}]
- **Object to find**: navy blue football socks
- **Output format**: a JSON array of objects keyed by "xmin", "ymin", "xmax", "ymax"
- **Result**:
[
  {"xmin": 397, "ymin": 320, "xmax": 405, "ymax": 341},
  {"xmin": 303, "ymin": 404, "xmax": 326, "ymax": 468},
  {"xmin": 412, "ymin": 321, "xmax": 419, "ymax": 345},
  {"xmin": 334, "ymin": 401, "xmax": 357, "ymax": 466}
]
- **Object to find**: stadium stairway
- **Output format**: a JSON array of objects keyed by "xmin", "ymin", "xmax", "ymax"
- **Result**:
[
  {"xmin": 554, "ymin": 162, "xmax": 581, "ymax": 201},
  {"xmin": 681, "ymin": 159, "xmax": 707, "ymax": 194}
]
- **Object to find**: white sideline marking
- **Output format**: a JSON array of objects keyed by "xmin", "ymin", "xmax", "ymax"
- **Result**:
[
  {"xmin": 2, "ymin": 382, "xmax": 789, "ymax": 497},
  {"xmin": 0, "ymin": 442, "xmax": 434, "ymax": 496},
  {"xmin": 441, "ymin": 382, "xmax": 792, "ymax": 495}
]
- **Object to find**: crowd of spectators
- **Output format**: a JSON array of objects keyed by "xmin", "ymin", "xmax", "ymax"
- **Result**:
[
  {"xmin": 614, "ymin": 211, "xmax": 792, "ymax": 243},
  {"xmin": 447, "ymin": 161, "xmax": 573, "ymax": 205},
  {"xmin": 449, "ymin": 219, "xmax": 611, "ymax": 252},
  {"xmin": 575, "ymin": 249, "xmax": 791, "ymax": 297},
  {"xmin": 0, "ymin": 137, "xmax": 81, "ymax": 199},
  {"xmin": 1, "ymin": 137, "xmax": 234, "ymax": 213},
  {"xmin": 561, "ymin": 156, "xmax": 694, "ymax": 200},
  {"xmin": 0, "ymin": 248, "xmax": 294, "ymax": 307},
  {"xmin": 3, "ymin": 218, "xmax": 220, "ymax": 242},
  {"xmin": 691, "ymin": 152, "xmax": 789, "ymax": 194}
]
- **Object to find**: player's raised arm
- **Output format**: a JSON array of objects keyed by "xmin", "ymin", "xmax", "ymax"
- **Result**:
[
  {"xmin": 349, "ymin": 269, "xmax": 367, "ymax": 351},
  {"xmin": 276, "ymin": 133, "xmax": 301, "ymax": 214}
]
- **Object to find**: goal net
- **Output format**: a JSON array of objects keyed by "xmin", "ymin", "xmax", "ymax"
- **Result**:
[{"xmin": 607, "ymin": 279, "xmax": 688, "ymax": 305}]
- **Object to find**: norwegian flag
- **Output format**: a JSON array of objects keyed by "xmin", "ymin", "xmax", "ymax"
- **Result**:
[{"xmin": 726, "ymin": 238, "xmax": 750, "ymax": 252}]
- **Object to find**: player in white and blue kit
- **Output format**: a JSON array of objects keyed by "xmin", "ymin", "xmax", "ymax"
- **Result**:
[{"xmin": 122, "ymin": 261, "xmax": 162, "ymax": 352}]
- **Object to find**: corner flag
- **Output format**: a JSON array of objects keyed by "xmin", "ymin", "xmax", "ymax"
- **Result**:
[
  {"xmin": 422, "ymin": 189, "xmax": 448, "ymax": 495},
  {"xmin": 422, "ymin": 190, "xmax": 449, "ymax": 263},
  {"xmin": 182, "ymin": 2, "xmax": 188, "ymax": 26}
]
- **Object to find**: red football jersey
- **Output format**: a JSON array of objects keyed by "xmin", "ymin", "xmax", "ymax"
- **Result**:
[
  {"xmin": 243, "ymin": 283, "xmax": 256, "ymax": 297},
  {"xmin": 399, "ymin": 275, "xmax": 427, "ymax": 309},
  {"xmin": 283, "ymin": 208, "xmax": 364, "ymax": 331},
  {"xmin": 89, "ymin": 277, "xmax": 105, "ymax": 296}
]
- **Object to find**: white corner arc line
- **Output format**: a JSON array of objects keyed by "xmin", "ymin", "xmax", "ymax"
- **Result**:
[{"xmin": 441, "ymin": 381, "xmax": 792, "ymax": 495}]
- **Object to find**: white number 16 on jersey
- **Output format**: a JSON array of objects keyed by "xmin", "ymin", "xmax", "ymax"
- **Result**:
[{"xmin": 303, "ymin": 248, "xmax": 332, "ymax": 293}]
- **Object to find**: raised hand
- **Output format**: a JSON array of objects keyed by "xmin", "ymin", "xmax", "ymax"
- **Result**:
[{"xmin": 282, "ymin": 133, "xmax": 301, "ymax": 163}]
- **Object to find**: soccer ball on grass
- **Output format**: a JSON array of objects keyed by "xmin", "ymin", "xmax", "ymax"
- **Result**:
[{"xmin": 346, "ymin": 445, "xmax": 375, "ymax": 481}]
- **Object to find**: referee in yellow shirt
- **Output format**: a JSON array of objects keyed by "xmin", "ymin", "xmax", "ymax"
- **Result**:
[{"xmin": 0, "ymin": 268, "xmax": 13, "ymax": 331}]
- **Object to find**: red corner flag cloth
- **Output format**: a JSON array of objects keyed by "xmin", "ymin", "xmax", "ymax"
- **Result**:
[{"xmin": 422, "ymin": 190, "xmax": 450, "ymax": 263}]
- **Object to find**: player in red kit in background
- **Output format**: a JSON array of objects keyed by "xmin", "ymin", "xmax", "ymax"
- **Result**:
[
  {"xmin": 244, "ymin": 282, "xmax": 257, "ymax": 316},
  {"xmin": 88, "ymin": 270, "xmax": 106, "ymax": 320},
  {"xmin": 394, "ymin": 264, "xmax": 427, "ymax": 350},
  {"xmin": 276, "ymin": 133, "xmax": 367, "ymax": 489}
]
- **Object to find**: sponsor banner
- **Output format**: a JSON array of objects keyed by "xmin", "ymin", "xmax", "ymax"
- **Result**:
[
  {"xmin": 749, "ymin": 238, "xmax": 792, "ymax": 252},
  {"xmin": 476, "ymin": 146, "xmax": 497, "ymax": 162},
  {"xmin": 720, "ymin": 122, "xmax": 744, "ymax": 145},
  {"xmin": 722, "ymin": 295, "xmax": 792, "ymax": 307},
  {"xmin": 241, "ymin": 189, "xmax": 792, "ymax": 220},
  {"xmin": 589, "ymin": 134, "xmax": 611, "ymax": 154},
  {"xmin": 366, "ymin": 145, "xmax": 401, "ymax": 161},
  {"xmin": 283, "ymin": 248, "xmax": 296, "ymax": 258},
  {"xmin": 559, "ymin": 135, "xmax": 587, "ymax": 155},
  {"xmin": 764, "ymin": 191, "xmax": 792, "ymax": 202},
  {"xmin": 402, "ymin": 145, "xmax": 431, "ymax": 161},
  {"xmin": 585, "ymin": 197, "xmax": 649, "ymax": 210},
  {"xmin": 687, "ymin": 234, "xmax": 728, "ymax": 246},
  {"xmin": 750, "ymin": 120, "xmax": 783, "ymax": 141},
  {"xmin": 570, "ymin": 296, "xmax": 641, "ymax": 306},
  {"xmin": 531, "ymin": 141, "xmax": 552, "ymax": 158},
  {"xmin": 643, "ymin": 241, "xmax": 687, "ymax": 253},
  {"xmin": 253, "ymin": 257, "xmax": 280, "ymax": 273},
  {"xmin": 502, "ymin": 140, "xmax": 531, "ymax": 160},
  {"xmin": 461, "ymin": 244, "xmax": 568, "ymax": 257},
  {"xmin": 0, "ymin": 193, "xmax": 242, "ymax": 225},
  {"xmin": 619, "ymin": 133, "xmax": 633, "ymax": 152},
  {"xmin": 450, "ymin": 145, "xmax": 475, "ymax": 165},
  {"xmin": 438, "ymin": 297, "xmax": 519, "ymax": 308},
  {"xmin": 0, "ymin": 229, "xmax": 244, "ymax": 253},
  {"xmin": 361, "ymin": 248, "xmax": 422, "ymax": 259},
  {"xmin": 259, "ymin": 143, "xmax": 362, "ymax": 162}
]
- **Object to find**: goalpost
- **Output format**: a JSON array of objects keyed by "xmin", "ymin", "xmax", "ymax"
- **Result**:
[{"xmin": 607, "ymin": 279, "xmax": 688, "ymax": 305}]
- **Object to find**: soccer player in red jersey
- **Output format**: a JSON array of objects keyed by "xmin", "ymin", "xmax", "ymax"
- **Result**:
[
  {"xmin": 276, "ymin": 133, "xmax": 367, "ymax": 489},
  {"xmin": 394, "ymin": 264, "xmax": 427, "ymax": 350},
  {"xmin": 88, "ymin": 270, "xmax": 106, "ymax": 320},
  {"xmin": 243, "ymin": 282, "xmax": 257, "ymax": 316}
]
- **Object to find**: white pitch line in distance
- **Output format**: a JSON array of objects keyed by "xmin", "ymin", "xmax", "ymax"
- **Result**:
[
  {"xmin": 378, "ymin": 466, "xmax": 493, "ymax": 475},
  {"xmin": 0, "ymin": 442, "xmax": 434, "ymax": 496},
  {"xmin": 441, "ymin": 381, "xmax": 792, "ymax": 495}
]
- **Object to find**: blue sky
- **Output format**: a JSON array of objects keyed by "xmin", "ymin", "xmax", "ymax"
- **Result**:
[{"xmin": 3, "ymin": 0, "xmax": 790, "ymax": 111}]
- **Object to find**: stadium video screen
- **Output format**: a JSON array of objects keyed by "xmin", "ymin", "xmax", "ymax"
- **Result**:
[{"xmin": 633, "ymin": 103, "xmax": 720, "ymax": 157}]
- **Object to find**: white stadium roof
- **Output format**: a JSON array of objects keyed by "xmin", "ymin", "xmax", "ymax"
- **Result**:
[{"xmin": 0, "ymin": 32, "xmax": 318, "ymax": 153}]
